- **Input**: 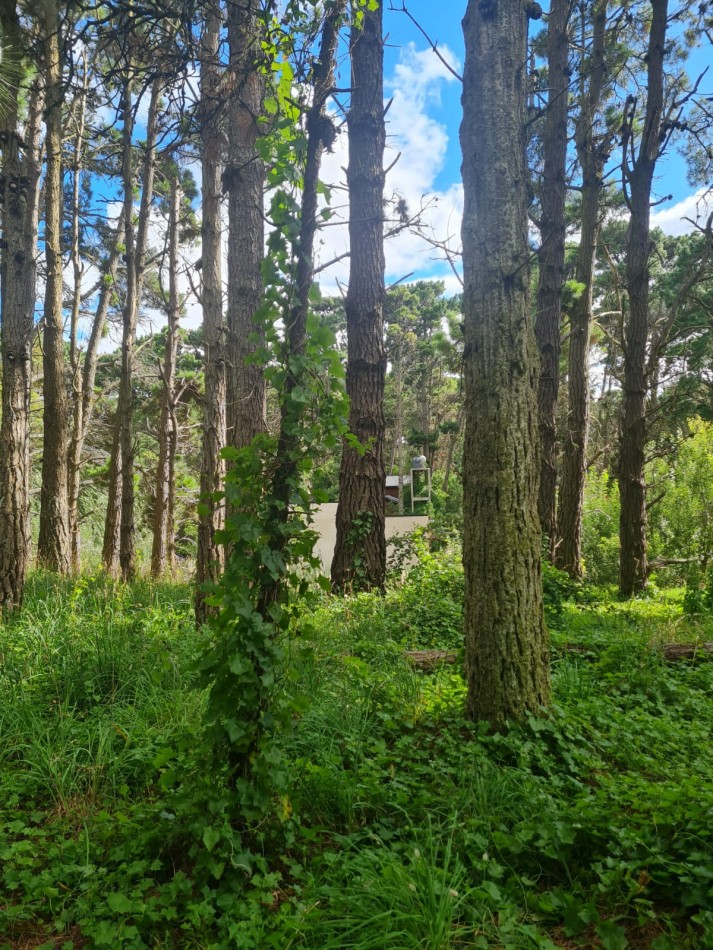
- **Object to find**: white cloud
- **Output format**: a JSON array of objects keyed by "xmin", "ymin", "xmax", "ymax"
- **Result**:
[
  {"xmin": 314, "ymin": 42, "xmax": 463, "ymax": 295},
  {"xmin": 651, "ymin": 187, "xmax": 712, "ymax": 236},
  {"xmin": 113, "ymin": 40, "xmax": 464, "ymax": 354}
]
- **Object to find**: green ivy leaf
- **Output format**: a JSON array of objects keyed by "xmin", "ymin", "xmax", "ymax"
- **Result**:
[
  {"xmin": 202, "ymin": 826, "xmax": 221, "ymax": 853},
  {"xmin": 596, "ymin": 920, "xmax": 628, "ymax": 950}
]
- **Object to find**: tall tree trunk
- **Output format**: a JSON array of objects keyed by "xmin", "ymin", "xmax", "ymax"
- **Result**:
[
  {"xmin": 0, "ymin": 65, "xmax": 43, "ymax": 610},
  {"xmin": 102, "ymin": 439, "xmax": 122, "ymax": 574},
  {"xmin": 534, "ymin": 0, "xmax": 569, "ymax": 550},
  {"xmin": 618, "ymin": 0, "xmax": 667, "ymax": 596},
  {"xmin": 460, "ymin": 0, "xmax": 550, "ymax": 728},
  {"xmin": 226, "ymin": 0, "xmax": 266, "ymax": 450},
  {"xmin": 37, "ymin": 0, "xmax": 70, "ymax": 572},
  {"xmin": 196, "ymin": 0, "xmax": 226, "ymax": 623},
  {"xmin": 67, "ymin": 57, "xmax": 88, "ymax": 573},
  {"xmin": 151, "ymin": 177, "xmax": 181, "ymax": 578},
  {"xmin": 102, "ymin": 78, "xmax": 135, "ymax": 577},
  {"xmin": 102, "ymin": 76, "xmax": 160, "ymax": 579},
  {"xmin": 556, "ymin": 0, "xmax": 608, "ymax": 578},
  {"xmin": 331, "ymin": 2, "xmax": 387, "ymax": 592}
]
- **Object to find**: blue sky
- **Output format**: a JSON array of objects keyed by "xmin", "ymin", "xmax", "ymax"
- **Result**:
[
  {"xmin": 97, "ymin": 3, "xmax": 712, "ymax": 340},
  {"xmin": 383, "ymin": 1, "xmax": 465, "ymax": 194},
  {"xmin": 310, "ymin": 2, "xmax": 713, "ymax": 298},
  {"xmin": 381, "ymin": 1, "xmax": 712, "ymax": 205}
]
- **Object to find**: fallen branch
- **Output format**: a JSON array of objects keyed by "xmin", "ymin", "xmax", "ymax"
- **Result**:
[
  {"xmin": 662, "ymin": 642, "xmax": 713, "ymax": 661},
  {"xmin": 405, "ymin": 650, "xmax": 457, "ymax": 670},
  {"xmin": 558, "ymin": 641, "xmax": 713, "ymax": 662}
]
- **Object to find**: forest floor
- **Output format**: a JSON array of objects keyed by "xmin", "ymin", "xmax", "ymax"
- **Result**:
[{"xmin": 1, "ymin": 552, "xmax": 713, "ymax": 949}]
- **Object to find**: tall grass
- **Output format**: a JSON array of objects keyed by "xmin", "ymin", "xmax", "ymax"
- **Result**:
[{"xmin": 0, "ymin": 572, "xmax": 203, "ymax": 808}]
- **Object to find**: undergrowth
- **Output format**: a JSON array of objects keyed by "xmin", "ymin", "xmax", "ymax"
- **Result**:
[{"xmin": 1, "ymin": 559, "xmax": 712, "ymax": 948}]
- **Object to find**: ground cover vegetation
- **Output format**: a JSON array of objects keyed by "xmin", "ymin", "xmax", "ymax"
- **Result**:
[
  {"xmin": 2, "ymin": 0, "xmax": 713, "ymax": 946},
  {"xmin": 2, "ymin": 540, "xmax": 713, "ymax": 948}
]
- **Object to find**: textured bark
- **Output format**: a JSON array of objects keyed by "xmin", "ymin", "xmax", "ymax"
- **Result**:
[
  {"xmin": 534, "ymin": 0, "xmax": 569, "ymax": 549},
  {"xmin": 37, "ymin": 0, "xmax": 70, "ymax": 573},
  {"xmin": 556, "ymin": 0, "xmax": 608, "ymax": 578},
  {"xmin": 102, "ymin": 77, "xmax": 160, "ymax": 579},
  {"xmin": 331, "ymin": 3, "xmax": 387, "ymax": 592},
  {"xmin": 226, "ymin": 0, "xmax": 266, "ymax": 450},
  {"xmin": 460, "ymin": 0, "xmax": 550, "ymax": 728},
  {"xmin": 618, "ymin": 0, "xmax": 668, "ymax": 596},
  {"xmin": 0, "ymin": 66, "xmax": 43, "ymax": 611},
  {"xmin": 151, "ymin": 178, "xmax": 181, "ymax": 578},
  {"xmin": 196, "ymin": 1, "xmax": 226, "ymax": 624},
  {"xmin": 67, "ymin": 61, "xmax": 88, "ymax": 574}
]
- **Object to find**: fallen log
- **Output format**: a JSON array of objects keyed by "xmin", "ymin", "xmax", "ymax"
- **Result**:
[
  {"xmin": 558, "ymin": 641, "xmax": 713, "ymax": 662},
  {"xmin": 662, "ymin": 642, "xmax": 713, "ymax": 661},
  {"xmin": 404, "ymin": 650, "xmax": 457, "ymax": 670},
  {"xmin": 404, "ymin": 642, "xmax": 713, "ymax": 670}
]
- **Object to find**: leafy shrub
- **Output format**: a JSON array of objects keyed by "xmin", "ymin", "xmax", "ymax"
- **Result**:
[
  {"xmin": 649, "ymin": 419, "xmax": 713, "ymax": 581},
  {"xmin": 683, "ymin": 567, "xmax": 713, "ymax": 616},
  {"xmin": 582, "ymin": 470, "xmax": 620, "ymax": 585},
  {"xmin": 392, "ymin": 533, "xmax": 464, "ymax": 651},
  {"xmin": 541, "ymin": 558, "xmax": 578, "ymax": 627}
]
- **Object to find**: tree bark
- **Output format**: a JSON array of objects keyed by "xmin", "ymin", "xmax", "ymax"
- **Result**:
[
  {"xmin": 102, "ymin": 440, "xmax": 122, "ymax": 575},
  {"xmin": 66, "ymin": 57, "xmax": 88, "ymax": 574},
  {"xmin": 556, "ymin": 0, "xmax": 608, "ymax": 578},
  {"xmin": 37, "ymin": 0, "xmax": 71, "ymax": 573},
  {"xmin": 226, "ymin": 0, "xmax": 266, "ymax": 450},
  {"xmin": 331, "ymin": 2, "xmax": 387, "ymax": 592},
  {"xmin": 534, "ymin": 0, "xmax": 569, "ymax": 550},
  {"xmin": 196, "ymin": 0, "xmax": 227, "ymax": 623},
  {"xmin": 0, "ymin": 61, "xmax": 43, "ymax": 610},
  {"xmin": 618, "ymin": 0, "xmax": 668, "ymax": 596},
  {"xmin": 460, "ymin": 0, "xmax": 550, "ymax": 728},
  {"xmin": 151, "ymin": 177, "xmax": 181, "ymax": 577}
]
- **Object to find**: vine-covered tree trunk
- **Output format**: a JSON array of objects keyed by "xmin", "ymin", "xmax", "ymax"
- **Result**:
[
  {"xmin": 151, "ymin": 177, "xmax": 181, "ymax": 578},
  {"xmin": 460, "ymin": 0, "xmax": 550, "ymax": 728},
  {"xmin": 0, "ymin": 64, "xmax": 43, "ymax": 610},
  {"xmin": 269, "ymin": 0, "xmax": 345, "ymax": 506},
  {"xmin": 196, "ymin": 1, "xmax": 226, "ymax": 623},
  {"xmin": 556, "ymin": 0, "xmax": 608, "ymax": 578},
  {"xmin": 331, "ymin": 2, "xmax": 387, "ymax": 592},
  {"xmin": 534, "ymin": 0, "xmax": 569, "ymax": 550},
  {"xmin": 618, "ymin": 0, "xmax": 668, "ymax": 596},
  {"xmin": 38, "ymin": 0, "xmax": 71, "ymax": 573},
  {"xmin": 226, "ymin": 0, "xmax": 266, "ymax": 450}
]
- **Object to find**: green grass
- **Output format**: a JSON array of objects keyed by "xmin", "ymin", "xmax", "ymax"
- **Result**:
[{"xmin": 1, "ymin": 561, "xmax": 713, "ymax": 948}]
